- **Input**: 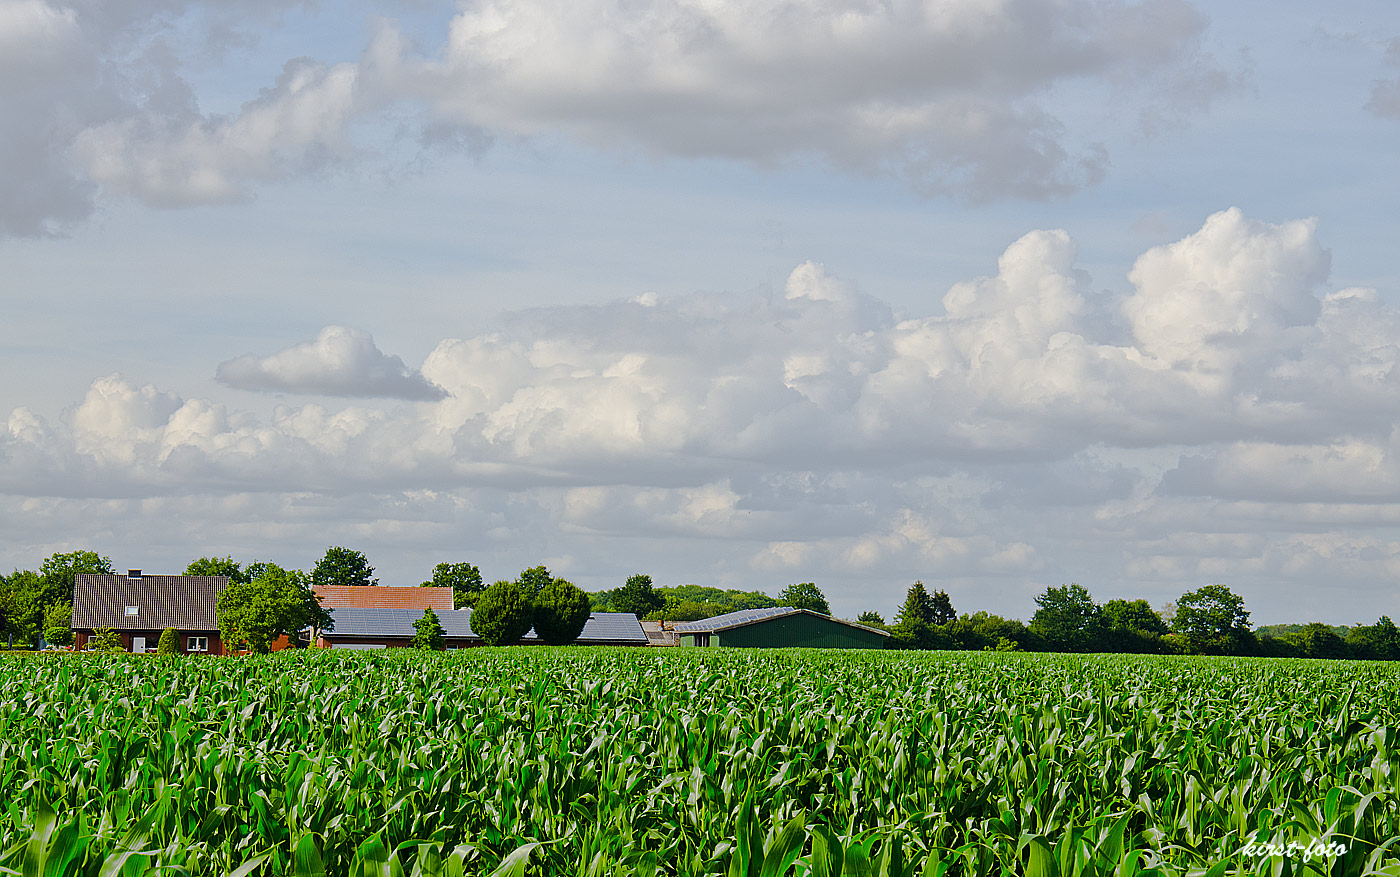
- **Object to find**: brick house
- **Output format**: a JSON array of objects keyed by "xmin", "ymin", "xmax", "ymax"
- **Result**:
[{"xmin": 72, "ymin": 570, "xmax": 229, "ymax": 654}]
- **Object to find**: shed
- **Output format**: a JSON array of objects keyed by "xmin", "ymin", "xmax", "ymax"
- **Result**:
[
  {"xmin": 675, "ymin": 607, "xmax": 888, "ymax": 649},
  {"xmin": 73, "ymin": 570, "xmax": 229, "ymax": 654},
  {"xmin": 317, "ymin": 609, "xmax": 648, "ymax": 648}
]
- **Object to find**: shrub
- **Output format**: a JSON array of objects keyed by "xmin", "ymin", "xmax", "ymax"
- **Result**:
[
  {"xmin": 411, "ymin": 607, "xmax": 446, "ymax": 651},
  {"xmin": 471, "ymin": 581, "xmax": 534, "ymax": 646},
  {"xmin": 533, "ymin": 579, "xmax": 591, "ymax": 645},
  {"xmin": 158, "ymin": 628, "xmax": 179, "ymax": 655},
  {"xmin": 90, "ymin": 627, "xmax": 123, "ymax": 652}
]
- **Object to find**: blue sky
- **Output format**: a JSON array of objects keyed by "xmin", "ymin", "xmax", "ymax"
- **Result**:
[{"xmin": 4, "ymin": 0, "xmax": 1400, "ymax": 624}]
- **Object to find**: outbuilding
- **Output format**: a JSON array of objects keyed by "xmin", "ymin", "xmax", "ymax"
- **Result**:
[
  {"xmin": 675, "ymin": 607, "xmax": 888, "ymax": 649},
  {"xmin": 317, "ymin": 608, "xmax": 649, "ymax": 648}
]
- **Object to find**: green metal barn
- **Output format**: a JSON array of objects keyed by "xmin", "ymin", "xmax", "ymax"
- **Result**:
[{"xmin": 674, "ymin": 607, "xmax": 888, "ymax": 649}]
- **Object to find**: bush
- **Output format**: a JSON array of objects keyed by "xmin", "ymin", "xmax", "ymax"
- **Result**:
[
  {"xmin": 158, "ymin": 628, "xmax": 179, "ymax": 655},
  {"xmin": 533, "ymin": 579, "xmax": 591, "ymax": 645},
  {"xmin": 411, "ymin": 607, "xmax": 446, "ymax": 651},
  {"xmin": 90, "ymin": 627, "xmax": 123, "ymax": 652},
  {"xmin": 471, "ymin": 581, "xmax": 535, "ymax": 646}
]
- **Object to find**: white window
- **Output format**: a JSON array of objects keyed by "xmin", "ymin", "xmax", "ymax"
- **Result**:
[
  {"xmin": 187, "ymin": 636, "xmax": 208, "ymax": 652},
  {"xmin": 124, "ymin": 606, "xmax": 139, "ymax": 616}
]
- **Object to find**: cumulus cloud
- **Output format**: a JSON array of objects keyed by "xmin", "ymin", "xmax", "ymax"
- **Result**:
[
  {"xmin": 8, "ymin": 209, "xmax": 1400, "ymax": 620},
  {"xmin": 0, "ymin": 0, "xmax": 1236, "ymax": 235},
  {"xmin": 215, "ymin": 326, "xmax": 447, "ymax": 400}
]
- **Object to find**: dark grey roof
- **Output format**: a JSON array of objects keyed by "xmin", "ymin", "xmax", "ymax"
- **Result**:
[
  {"xmin": 72, "ymin": 573, "xmax": 228, "ymax": 630},
  {"xmin": 326, "ymin": 608, "xmax": 478, "ymax": 638},
  {"xmin": 566, "ymin": 612, "xmax": 649, "ymax": 644},
  {"xmin": 675, "ymin": 607, "xmax": 889, "ymax": 636},
  {"xmin": 322, "ymin": 609, "xmax": 648, "ymax": 644}
]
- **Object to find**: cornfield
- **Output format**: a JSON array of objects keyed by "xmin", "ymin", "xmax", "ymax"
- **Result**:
[{"xmin": 1, "ymin": 649, "xmax": 1398, "ymax": 876}]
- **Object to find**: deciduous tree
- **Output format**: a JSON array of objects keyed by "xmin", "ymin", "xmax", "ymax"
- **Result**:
[
  {"xmin": 40, "ymin": 550, "xmax": 113, "ymax": 605},
  {"xmin": 185, "ymin": 556, "xmax": 250, "ymax": 584},
  {"xmin": 312, "ymin": 547, "xmax": 377, "ymax": 589},
  {"xmin": 1030, "ymin": 583, "xmax": 1102, "ymax": 652},
  {"xmin": 423, "ymin": 562, "xmax": 484, "ymax": 609},
  {"xmin": 777, "ymin": 582, "xmax": 830, "ymax": 615},
  {"xmin": 1171, "ymin": 584, "xmax": 1253, "ymax": 655},
  {"xmin": 217, "ymin": 563, "xmax": 329, "ymax": 654},
  {"xmin": 612, "ymin": 574, "xmax": 665, "ymax": 618}
]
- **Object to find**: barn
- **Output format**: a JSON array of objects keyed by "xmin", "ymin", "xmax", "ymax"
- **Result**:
[
  {"xmin": 675, "ymin": 607, "xmax": 888, "ymax": 649},
  {"xmin": 317, "ymin": 609, "xmax": 649, "ymax": 648}
]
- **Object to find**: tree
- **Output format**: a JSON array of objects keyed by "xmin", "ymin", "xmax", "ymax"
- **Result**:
[
  {"xmin": 534, "ymin": 579, "xmax": 592, "ymax": 645},
  {"xmin": 891, "ymin": 581, "xmax": 937, "ymax": 649},
  {"xmin": 612, "ymin": 574, "xmax": 665, "ymax": 618},
  {"xmin": 40, "ymin": 550, "xmax": 113, "ymax": 605},
  {"xmin": 518, "ymin": 566, "xmax": 554, "ymax": 595},
  {"xmin": 411, "ymin": 607, "xmax": 446, "ymax": 650},
  {"xmin": 777, "ymin": 582, "xmax": 830, "ymax": 615},
  {"xmin": 43, "ymin": 602, "xmax": 74, "ymax": 648},
  {"xmin": 1100, "ymin": 598, "xmax": 1170, "ymax": 653},
  {"xmin": 217, "ymin": 563, "xmax": 329, "ymax": 654},
  {"xmin": 1286, "ymin": 623, "xmax": 1349, "ymax": 659},
  {"xmin": 1348, "ymin": 616, "xmax": 1400, "ymax": 660},
  {"xmin": 185, "ymin": 556, "xmax": 250, "ymax": 584},
  {"xmin": 157, "ymin": 628, "xmax": 179, "ymax": 655},
  {"xmin": 1171, "ymin": 584, "xmax": 1253, "ymax": 655},
  {"xmin": 1030, "ymin": 583, "xmax": 1102, "ymax": 653},
  {"xmin": 423, "ymin": 562, "xmax": 484, "ymax": 609},
  {"xmin": 471, "ymin": 581, "xmax": 535, "ymax": 646},
  {"xmin": 929, "ymin": 590, "xmax": 956, "ymax": 626},
  {"xmin": 945, "ymin": 612, "xmax": 1039, "ymax": 652},
  {"xmin": 857, "ymin": 610, "xmax": 886, "ymax": 627},
  {"xmin": 5, "ymin": 571, "xmax": 46, "ymax": 647},
  {"xmin": 312, "ymin": 547, "xmax": 377, "ymax": 589}
]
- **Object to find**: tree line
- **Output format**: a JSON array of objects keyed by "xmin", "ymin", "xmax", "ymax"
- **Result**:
[
  {"xmin": 4, "ymin": 547, "xmax": 1395, "ymax": 659},
  {"xmin": 869, "ymin": 580, "xmax": 1400, "ymax": 660}
]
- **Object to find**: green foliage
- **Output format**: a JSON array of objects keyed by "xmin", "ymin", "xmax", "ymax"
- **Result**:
[
  {"xmin": 532, "ymin": 579, "xmax": 592, "ymax": 645},
  {"xmin": 39, "ymin": 550, "xmax": 113, "ymax": 605},
  {"xmin": 777, "ymin": 582, "xmax": 830, "ymax": 615},
  {"xmin": 1029, "ymin": 582, "xmax": 1102, "ymax": 652},
  {"xmin": 1, "ymin": 650, "xmax": 1398, "ymax": 876},
  {"xmin": 610, "ymin": 573, "xmax": 665, "ymax": 618},
  {"xmin": 1172, "ymin": 583, "xmax": 1254, "ymax": 655},
  {"xmin": 517, "ymin": 566, "xmax": 553, "ymax": 595},
  {"xmin": 1348, "ymin": 616, "xmax": 1400, "ymax": 660},
  {"xmin": 311, "ymin": 546, "xmax": 377, "ymax": 589},
  {"xmin": 411, "ymin": 607, "xmax": 446, "ymax": 651},
  {"xmin": 1283, "ymin": 622, "xmax": 1350, "ymax": 659},
  {"xmin": 890, "ymin": 581, "xmax": 937, "ymax": 649},
  {"xmin": 89, "ymin": 627, "xmax": 122, "ymax": 651},
  {"xmin": 41, "ymin": 602, "xmax": 73, "ymax": 648},
  {"xmin": 471, "ymin": 581, "xmax": 534, "ymax": 645},
  {"xmin": 217, "ymin": 563, "xmax": 327, "ymax": 654},
  {"xmin": 423, "ymin": 562, "xmax": 484, "ymax": 609},
  {"xmin": 4, "ymin": 570, "xmax": 45, "ymax": 647},
  {"xmin": 944, "ymin": 611, "xmax": 1038, "ymax": 652},
  {"xmin": 184, "ymin": 556, "xmax": 250, "ymax": 584},
  {"xmin": 856, "ymin": 610, "xmax": 886, "ymax": 628},
  {"xmin": 929, "ymin": 589, "xmax": 956, "ymax": 625},
  {"xmin": 157, "ymin": 627, "xmax": 179, "ymax": 655}
]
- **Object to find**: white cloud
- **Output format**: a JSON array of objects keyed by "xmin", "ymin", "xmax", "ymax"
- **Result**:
[
  {"xmin": 215, "ymin": 326, "xmax": 448, "ymax": 400},
  {"xmin": 7, "ymin": 210, "xmax": 1400, "ymax": 621},
  {"xmin": 0, "ymin": 0, "xmax": 1236, "ymax": 235}
]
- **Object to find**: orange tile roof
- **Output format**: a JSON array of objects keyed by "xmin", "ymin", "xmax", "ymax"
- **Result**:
[{"xmin": 313, "ymin": 585, "xmax": 454, "ymax": 611}]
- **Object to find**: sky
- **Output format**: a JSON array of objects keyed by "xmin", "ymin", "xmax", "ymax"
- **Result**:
[{"xmin": 4, "ymin": 0, "xmax": 1400, "ymax": 625}]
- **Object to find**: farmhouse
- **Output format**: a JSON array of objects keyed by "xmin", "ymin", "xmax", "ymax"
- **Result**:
[
  {"xmin": 675, "ymin": 607, "xmax": 888, "ymax": 649},
  {"xmin": 318, "ymin": 608, "xmax": 649, "ymax": 648},
  {"xmin": 72, "ymin": 569, "xmax": 229, "ymax": 654}
]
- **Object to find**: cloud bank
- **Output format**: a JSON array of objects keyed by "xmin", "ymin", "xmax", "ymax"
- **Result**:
[
  {"xmin": 6, "ymin": 209, "xmax": 1400, "ymax": 620},
  {"xmin": 215, "ymin": 326, "xmax": 447, "ymax": 400},
  {"xmin": 0, "ymin": 0, "xmax": 1236, "ymax": 236}
]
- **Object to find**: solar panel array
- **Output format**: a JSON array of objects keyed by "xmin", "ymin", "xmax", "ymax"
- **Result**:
[
  {"xmin": 673, "ymin": 606, "xmax": 799, "ymax": 633},
  {"xmin": 323, "ymin": 608, "xmax": 648, "ymax": 644}
]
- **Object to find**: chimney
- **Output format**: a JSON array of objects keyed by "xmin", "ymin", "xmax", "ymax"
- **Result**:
[{"xmin": 127, "ymin": 569, "xmax": 141, "ymax": 580}]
